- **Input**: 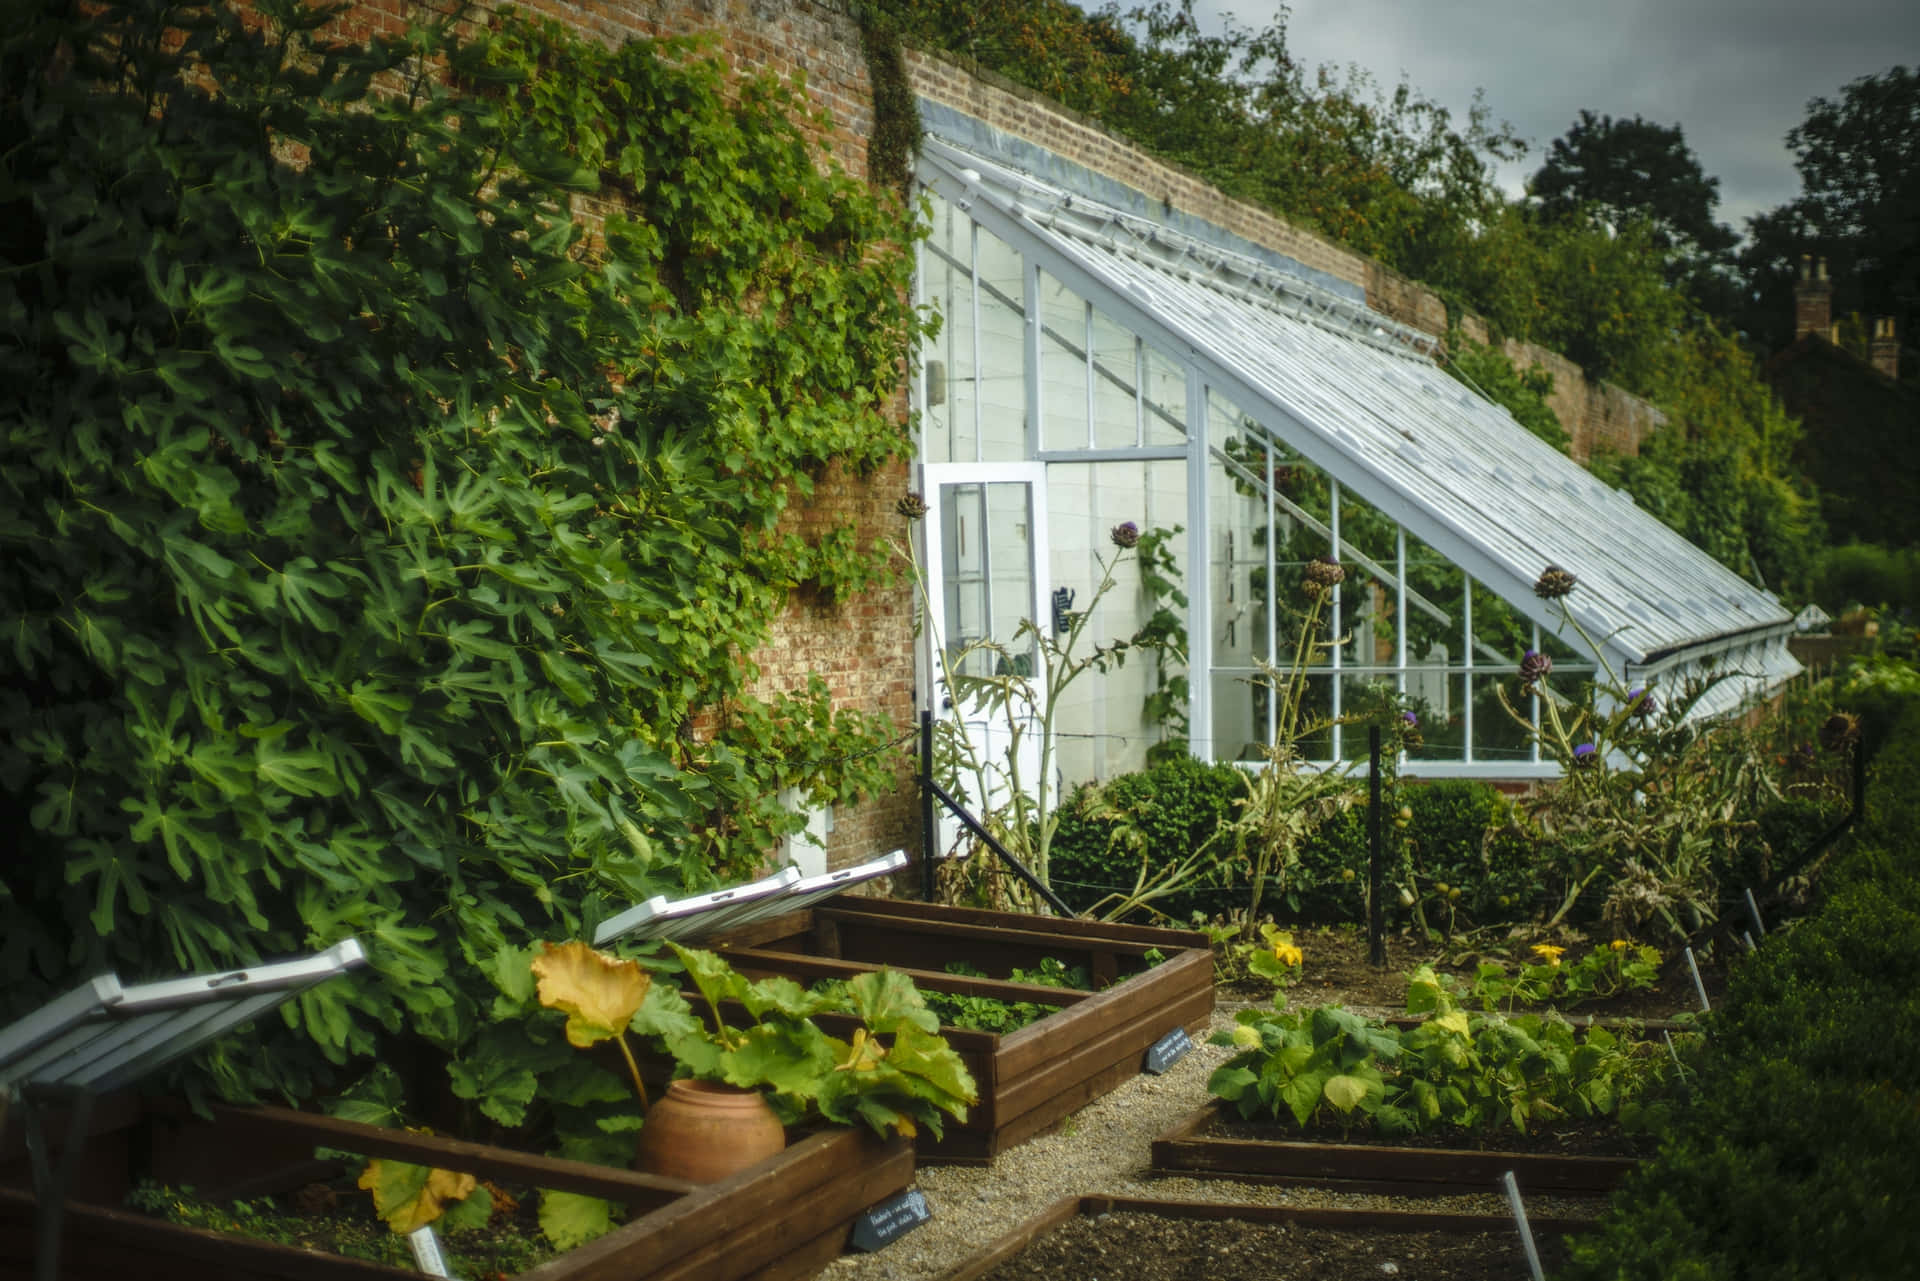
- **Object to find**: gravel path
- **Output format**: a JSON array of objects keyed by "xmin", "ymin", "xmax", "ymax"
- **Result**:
[{"xmin": 821, "ymin": 1002, "xmax": 1601, "ymax": 1280}]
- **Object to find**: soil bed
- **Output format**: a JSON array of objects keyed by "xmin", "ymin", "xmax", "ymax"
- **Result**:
[
  {"xmin": 966, "ymin": 1203, "xmax": 1575, "ymax": 1281},
  {"xmin": 124, "ymin": 1176, "xmax": 555, "ymax": 1278},
  {"xmin": 1225, "ymin": 925, "xmax": 1724, "ymax": 1020}
]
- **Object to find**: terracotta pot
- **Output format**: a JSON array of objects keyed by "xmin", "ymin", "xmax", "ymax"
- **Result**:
[{"xmin": 634, "ymin": 1079, "xmax": 786, "ymax": 1182}]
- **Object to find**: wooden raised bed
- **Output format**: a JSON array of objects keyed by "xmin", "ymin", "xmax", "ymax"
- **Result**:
[
  {"xmin": 0, "ymin": 1093, "xmax": 909, "ymax": 1281},
  {"xmin": 940, "ymin": 1194, "xmax": 1596, "ymax": 1281},
  {"xmin": 706, "ymin": 897, "xmax": 1215, "ymax": 1164},
  {"xmin": 1151, "ymin": 1100, "xmax": 1638, "ymax": 1198}
]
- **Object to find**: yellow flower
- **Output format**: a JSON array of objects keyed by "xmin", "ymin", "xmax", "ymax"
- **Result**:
[
  {"xmin": 1273, "ymin": 943, "xmax": 1304, "ymax": 968},
  {"xmin": 1610, "ymin": 939, "xmax": 1631, "ymax": 951},
  {"xmin": 1530, "ymin": 943, "xmax": 1565, "ymax": 967}
]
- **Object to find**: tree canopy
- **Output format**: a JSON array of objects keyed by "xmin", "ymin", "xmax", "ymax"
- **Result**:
[
  {"xmin": 1531, "ymin": 109, "xmax": 1735, "ymax": 258},
  {"xmin": 1738, "ymin": 65, "xmax": 1920, "ymax": 354}
]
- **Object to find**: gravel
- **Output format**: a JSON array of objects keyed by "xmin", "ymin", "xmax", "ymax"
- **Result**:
[{"xmin": 821, "ymin": 1002, "xmax": 1603, "ymax": 1281}]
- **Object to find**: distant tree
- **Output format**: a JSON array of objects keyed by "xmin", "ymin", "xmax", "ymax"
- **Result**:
[
  {"xmin": 1530, "ymin": 111, "xmax": 1738, "ymax": 318},
  {"xmin": 1737, "ymin": 66, "xmax": 1920, "ymax": 357},
  {"xmin": 1531, "ymin": 110, "xmax": 1736, "ymax": 256}
]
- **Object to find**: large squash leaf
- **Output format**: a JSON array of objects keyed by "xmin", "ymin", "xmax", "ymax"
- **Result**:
[{"xmin": 531, "ymin": 941, "xmax": 651, "ymax": 1048}]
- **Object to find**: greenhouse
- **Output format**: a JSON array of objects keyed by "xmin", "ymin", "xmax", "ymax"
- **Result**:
[{"xmin": 910, "ymin": 130, "xmax": 1801, "ymax": 785}]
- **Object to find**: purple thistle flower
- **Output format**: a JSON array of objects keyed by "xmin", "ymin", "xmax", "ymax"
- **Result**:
[
  {"xmin": 1572, "ymin": 742, "xmax": 1599, "ymax": 767},
  {"xmin": 1519, "ymin": 650, "xmax": 1552, "ymax": 685},
  {"xmin": 1401, "ymin": 711, "xmax": 1419, "ymax": 727},
  {"xmin": 1110, "ymin": 521, "xmax": 1141, "ymax": 549},
  {"xmin": 1626, "ymin": 687, "xmax": 1657, "ymax": 719},
  {"xmin": 1534, "ymin": 565, "xmax": 1578, "ymax": 599},
  {"xmin": 1301, "ymin": 555, "xmax": 1346, "ymax": 598}
]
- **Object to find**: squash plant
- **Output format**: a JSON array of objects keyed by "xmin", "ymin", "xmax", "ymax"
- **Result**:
[
  {"xmin": 1209, "ymin": 965, "xmax": 1667, "ymax": 1136},
  {"xmin": 0, "ymin": 0, "xmax": 927, "ymax": 1104},
  {"xmin": 426, "ymin": 940, "xmax": 975, "ymax": 1248}
]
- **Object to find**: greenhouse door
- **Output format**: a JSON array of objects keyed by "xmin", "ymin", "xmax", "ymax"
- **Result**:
[{"xmin": 918, "ymin": 463, "xmax": 1051, "ymax": 860}]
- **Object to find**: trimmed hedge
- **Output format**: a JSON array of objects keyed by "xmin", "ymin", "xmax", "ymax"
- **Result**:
[{"xmin": 1047, "ymin": 760, "xmax": 1536, "ymax": 929}]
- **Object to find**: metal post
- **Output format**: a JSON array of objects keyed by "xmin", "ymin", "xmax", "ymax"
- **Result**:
[
  {"xmin": 1502, "ymin": 1171, "xmax": 1546, "ymax": 1281},
  {"xmin": 926, "ymin": 778, "xmax": 1077, "ymax": 918},
  {"xmin": 1685, "ymin": 946, "xmax": 1711, "ymax": 1013},
  {"xmin": 919, "ymin": 711, "xmax": 936, "ymax": 901},
  {"xmin": 1368, "ymin": 726, "xmax": 1386, "ymax": 967}
]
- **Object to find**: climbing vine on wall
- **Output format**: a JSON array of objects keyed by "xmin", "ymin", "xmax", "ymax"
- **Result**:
[{"xmin": 0, "ymin": 0, "xmax": 928, "ymax": 1098}]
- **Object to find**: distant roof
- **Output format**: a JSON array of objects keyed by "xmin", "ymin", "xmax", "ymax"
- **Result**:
[{"xmin": 921, "ymin": 135, "xmax": 1800, "ymax": 709}]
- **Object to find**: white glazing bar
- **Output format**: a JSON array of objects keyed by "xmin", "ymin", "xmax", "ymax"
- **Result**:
[
  {"xmin": 1083, "ymin": 298, "xmax": 1096, "ymax": 449},
  {"xmin": 1395, "ymin": 527, "xmax": 1408, "ymax": 693},
  {"xmin": 1329, "ymin": 477, "xmax": 1343, "ymax": 761},
  {"xmin": 1264, "ymin": 437, "xmax": 1278, "ymax": 745},
  {"xmin": 1024, "ymin": 258, "xmax": 1041, "ymax": 461},
  {"xmin": 969, "ymin": 219, "xmax": 983, "ymax": 463},
  {"xmin": 1188, "ymin": 374, "xmax": 1212, "ymax": 762},
  {"xmin": 1396, "ymin": 525, "xmax": 1408, "ymax": 770},
  {"xmin": 1134, "ymin": 336, "xmax": 1145, "ymax": 448},
  {"xmin": 1463, "ymin": 580, "xmax": 1475, "ymax": 765},
  {"xmin": 1530, "ymin": 620, "xmax": 1542, "ymax": 765}
]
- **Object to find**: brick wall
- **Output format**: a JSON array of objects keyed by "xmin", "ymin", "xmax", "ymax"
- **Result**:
[
  {"xmin": 317, "ymin": 0, "xmax": 921, "ymax": 876},
  {"xmin": 1497, "ymin": 340, "xmax": 1665, "ymax": 464}
]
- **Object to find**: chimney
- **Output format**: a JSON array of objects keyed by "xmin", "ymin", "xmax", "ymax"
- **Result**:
[
  {"xmin": 1794, "ymin": 254, "xmax": 1833, "ymax": 340},
  {"xmin": 1870, "ymin": 316, "xmax": 1900, "ymax": 379}
]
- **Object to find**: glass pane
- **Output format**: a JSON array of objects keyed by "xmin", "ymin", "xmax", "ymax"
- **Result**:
[
  {"xmin": 1039, "ymin": 271, "xmax": 1090, "ymax": 452},
  {"xmin": 1295, "ymin": 675, "xmax": 1335, "ymax": 762},
  {"xmin": 1406, "ymin": 671, "xmax": 1466, "ymax": 761},
  {"xmin": 1210, "ymin": 671, "xmax": 1265, "ymax": 763},
  {"xmin": 975, "ymin": 225, "xmax": 1028, "ymax": 462},
  {"xmin": 1340, "ymin": 676, "xmax": 1403, "ymax": 763},
  {"xmin": 1401, "ymin": 531, "xmax": 1462, "ymax": 760},
  {"xmin": 939, "ymin": 482, "xmax": 1034, "ymax": 679},
  {"xmin": 1091, "ymin": 312, "xmax": 1138, "ymax": 449},
  {"xmin": 1540, "ymin": 623, "xmax": 1587, "ymax": 665},
  {"xmin": 918, "ymin": 198, "xmax": 974, "ymax": 464},
  {"xmin": 1142, "ymin": 342, "xmax": 1187, "ymax": 447},
  {"xmin": 1049, "ymin": 461, "xmax": 1189, "ymax": 781},
  {"xmin": 1208, "ymin": 394, "xmax": 1272, "ymax": 715},
  {"xmin": 1470, "ymin": 578, "xmax": 1530, "ymax": 672},
  {"xmin": 1335, "ymin": 486, "xmax": 1398, "ymax": 677},
  {"xmin": 1472, "ymin": 676, "xmax": 1536, "ymax": 763},
  {"xmin": 1266, "ymin": 447, "xmax": 1333, "ymax": 670}
]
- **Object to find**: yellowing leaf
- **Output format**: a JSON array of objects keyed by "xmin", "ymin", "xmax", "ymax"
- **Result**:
[
  {"xmin": 837, "ymin": 1026, "xmax": 887, "ymax": 1072},
  {"xmin": 357, "ymin": 1159, "xmax": 478, "ymax": 1234},
  {"xmin": 532, "ymin": 941, "xmax": 651, "ymax": 1048}
]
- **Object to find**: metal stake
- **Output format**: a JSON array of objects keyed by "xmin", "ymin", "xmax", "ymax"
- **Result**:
[
  {"xmin": 1502, "ymin": 1170, "xmax": 1546, "ymax": 1281},
  {"xmin": 1367, "ymin": 726, "xmax": 1385, "ymax": 967},
  {"xmin": 1685, "ymin": 946, "xmax": 1711, "ymax": 1013}
]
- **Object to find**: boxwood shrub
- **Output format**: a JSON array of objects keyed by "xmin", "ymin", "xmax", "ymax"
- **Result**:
[{"xmin": 1049, "ymin": 760, "xmax": 1538, "ymax": 929}]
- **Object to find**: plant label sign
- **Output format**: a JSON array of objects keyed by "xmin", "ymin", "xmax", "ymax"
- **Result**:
[
  {"xmin": 407, "ymin": 1226, "xmax": 452, "ymax": 1277},
  {"xmin": 850, "ymin": 1187, "xmax": 933, "ymax": 1252},
  {"xmin": 1143, "ymin": 1025, "xmax": 1193, "ymax": 1074}
]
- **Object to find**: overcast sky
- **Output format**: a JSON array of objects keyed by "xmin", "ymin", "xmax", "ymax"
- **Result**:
[{"xmin": 1184, "ymin": 0, "xmax": 1920, "ymax": 239}]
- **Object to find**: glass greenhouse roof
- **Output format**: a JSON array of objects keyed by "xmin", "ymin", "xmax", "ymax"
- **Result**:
[{"xmin": 918, "ymin": 137, "xmax": 1800, "ymax": 714}]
